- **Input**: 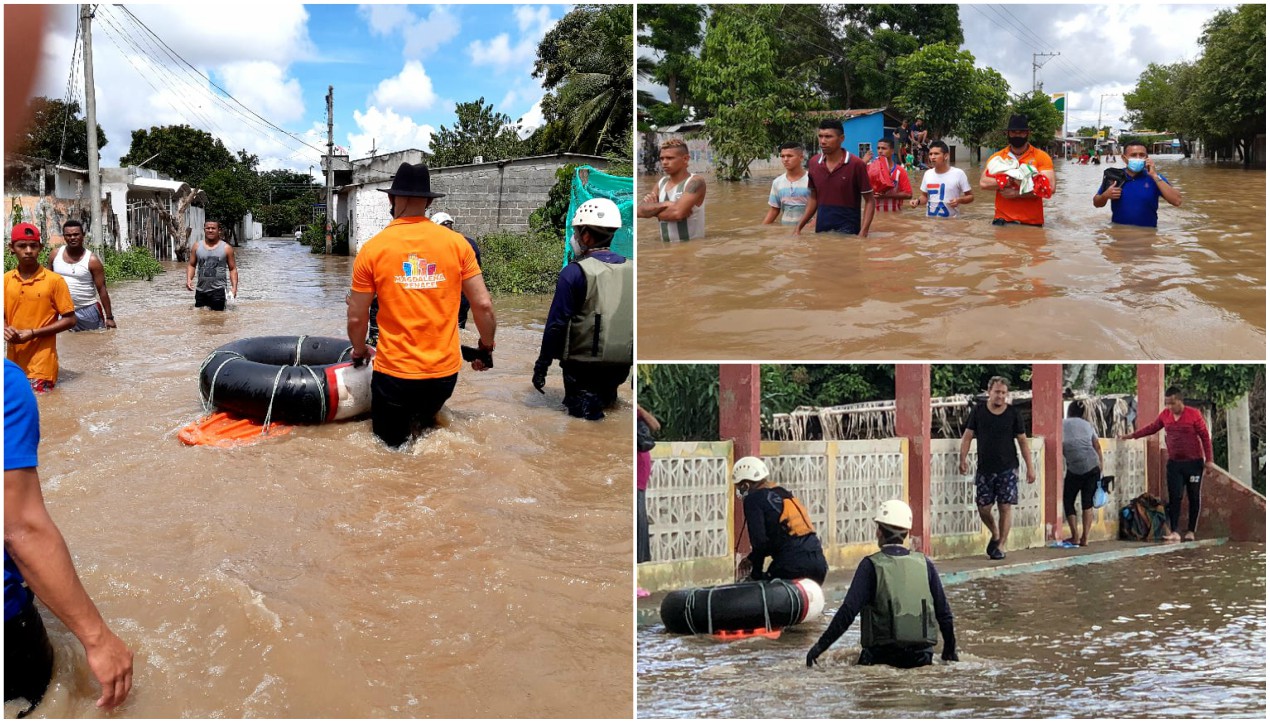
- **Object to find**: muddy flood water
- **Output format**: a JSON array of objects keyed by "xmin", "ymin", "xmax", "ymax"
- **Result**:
[
  {"xmin": 638, "ymin": 543, "xmax": 1266, "ymax": 718},
  {"xmin": 637, "ymin": 157, "xmax": 1266, "ymax": 360},
  {"xmin": 6, "ymin": 238, "xmax": 632, "ymax": 718}
]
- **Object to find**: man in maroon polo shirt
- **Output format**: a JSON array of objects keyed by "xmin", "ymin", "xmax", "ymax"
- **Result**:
[
  {"xmin": 1120, "ymin": 386, "xmax": 1215, "ymax": 541},
  {"xmin": 794, "ymin": 118, "xmax": 875, "ymax": 237}
]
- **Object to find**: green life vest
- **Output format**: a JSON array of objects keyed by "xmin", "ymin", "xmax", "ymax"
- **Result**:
[
  {"xmin": 860, "ymin": 550, "xmax": 938, "ymax": 649},
  {"xmin": 563, "ymin": 255, "xmax": 633, "ymax": 365}
]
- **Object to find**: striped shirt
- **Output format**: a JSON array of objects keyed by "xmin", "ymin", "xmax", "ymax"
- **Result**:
[{"xmin": 658, "ymin": 174, "xmax": 706, "ymax": 242}]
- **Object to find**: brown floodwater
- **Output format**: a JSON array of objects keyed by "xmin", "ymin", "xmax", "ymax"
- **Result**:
[
  {"xmin": 6, "ymin": 237, "xmax": 632, "ymax": 718},
  {"xmin": 637, "ymin": 543, "xmax": 1266, "ymax": 718},
  {"xmin": 637, "ymin": 157, "xmax": 1266, "ymax": 360}
]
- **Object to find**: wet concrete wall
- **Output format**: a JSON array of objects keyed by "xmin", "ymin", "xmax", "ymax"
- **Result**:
[
  {"xmin": 346, "ymin": 153, "xmax": 608, "ymax": 253},
  {"xmin": 1196, "ymin": 466, "xmax": 1266, "ymax": 542}
]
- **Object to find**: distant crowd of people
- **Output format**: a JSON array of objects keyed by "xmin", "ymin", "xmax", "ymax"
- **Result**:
[{"xmin": 639, "ymin": 112, "xmax": 1183, "ymax": 241}]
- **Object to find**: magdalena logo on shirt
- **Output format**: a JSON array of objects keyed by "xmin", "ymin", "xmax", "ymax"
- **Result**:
[{"xmin": 395, "ymin": 253, "xmax": 446, "ymax": 289}]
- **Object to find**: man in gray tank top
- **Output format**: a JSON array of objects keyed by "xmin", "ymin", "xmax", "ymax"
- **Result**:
[{"xmin": 185, "ymin": 221, "xmax": 238, "ymax": 311}]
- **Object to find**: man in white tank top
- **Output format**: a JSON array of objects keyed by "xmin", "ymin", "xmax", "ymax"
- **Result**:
[
  {"xmin": 46, "ymin": 220, "xmax": 115, "ymax": 330},
  {"xmin": 637, "ymin": 138, "xmax": 706, "ymax": 241}
]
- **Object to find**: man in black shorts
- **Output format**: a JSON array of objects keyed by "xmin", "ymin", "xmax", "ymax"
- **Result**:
[
  {"xmin": 959, "ymin": 376, "xmax": 1037, "ymax": 559},
  {"xmin": 185, "ymin": 221, "xmax": 238, "ymax": 311}
]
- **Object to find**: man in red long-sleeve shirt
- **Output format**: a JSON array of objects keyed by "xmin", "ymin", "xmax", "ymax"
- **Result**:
[{"xmin": 1120, "ymin": 386, "xmax": 1215, "ymax": 540}]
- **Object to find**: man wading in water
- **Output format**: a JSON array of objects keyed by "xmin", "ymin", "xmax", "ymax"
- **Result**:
[
  {"xmin": 959, "ymin": 376, "xmax": 1036, "ymax": 560},
  {"xmin": 805, "ymin": 500, "xmax": 957, "ymax": 669},
  {"xmin": 186, "ymin": 221, "xmax": 238, "ymax": 311},
  {"xmin": 47, "ymin": 219, "xmax": 115, "ymax": 331},
  {"xmin": 347, "ymin": 162, "xmax": 497, "ymax": 449}
]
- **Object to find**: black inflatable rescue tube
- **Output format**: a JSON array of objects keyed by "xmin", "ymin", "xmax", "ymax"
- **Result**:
[
  {"xmin": 199, "ymin": 336, "xmax": 353, "ymax": 425},
  {"xmin": 659, "ymin": 579, "xmax": 813, "ymax": 635}
]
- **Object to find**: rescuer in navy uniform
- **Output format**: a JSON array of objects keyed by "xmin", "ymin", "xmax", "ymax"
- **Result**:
[
  {"xmin": 805, "ymin": 500, "xmax": 957, "ymax": 669},
  {"xmin": 733, "ymin": 456, "xmax": 829, "ymax": 585}
]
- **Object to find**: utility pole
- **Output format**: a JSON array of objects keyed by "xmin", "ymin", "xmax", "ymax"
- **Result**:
[
  {"xmin": 1032, "ymin": 52, "xmax": 1060, "ymax": 92},
  {"xmin": 1097, "ymin": 93, "xmax": 1118, "ymax": 149},
  {"xmin": 81, "ymin": 4, "xmax": 105, "ymax": 249},
  {"xmin": 325, "ymin": 85, "xmax": 334, "ymax": 255}
]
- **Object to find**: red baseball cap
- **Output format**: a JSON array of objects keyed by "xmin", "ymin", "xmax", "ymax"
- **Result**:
[{"xmin": 10, "ymin": 223, "xmax": 40, "ymax": 242}]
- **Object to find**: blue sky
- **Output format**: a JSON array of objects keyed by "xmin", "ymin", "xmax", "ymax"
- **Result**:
[{"xmin": 32, "ymin": 3, "xmax": 571, "ymax": 176}]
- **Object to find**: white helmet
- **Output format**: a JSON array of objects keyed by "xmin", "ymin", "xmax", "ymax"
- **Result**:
[
  {"xmin": 732, "ymin": 456, "xmax": 769, "ymax": 484},
  {"xmin": 571, "ymin": 198, "xmax": 622, "ymax": 230},
  {"xmin": 430, "ymin": 212, "xmax": 454, "ymax": 226},
  {"xmin": 874, "ymin": 500, "xmax": 913, "ymax": 531}
]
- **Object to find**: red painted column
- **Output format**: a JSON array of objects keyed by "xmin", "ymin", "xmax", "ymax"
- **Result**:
[
  {"xmin": 1137, "ymin": 364, "xmax": 1166, "ymax": 498},
  {"xmin": 719, "ymin": 365, "xmax": 762, "ymax": 561},
  {"xmin": 895, "ymin": 364, "xmax": 932, "ymax": 554},
  {"xmin": 1031, "ymin": 364, "xmax": 1064, "ymax": 540}
]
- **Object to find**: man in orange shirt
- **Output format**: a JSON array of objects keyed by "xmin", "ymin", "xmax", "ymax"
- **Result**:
[
  {"xmin": 979, "ymin": 114, "xmax": 1056, "ymax": 226},
  {"xmin": 4, "ymin": 224, "xmax": 76, "ymax": 393},
  {"xmin": 346, "ymin": 163, "xmax": 497, "ymax": 449}
]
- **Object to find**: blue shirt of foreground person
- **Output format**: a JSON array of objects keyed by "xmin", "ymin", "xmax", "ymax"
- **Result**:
[
  {"xmin": 805, "ymin": 500, "xmax": 957, "ymax": 670},
  {"xmin": 1093, "ymin": 140, "xmax": 1183, "ymax": 227},
  {"xmin": 4, "ymin": 359, "xmax": 134, "ymax": 713}
]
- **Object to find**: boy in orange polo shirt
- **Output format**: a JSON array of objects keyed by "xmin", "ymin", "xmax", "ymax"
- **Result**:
[
  {"xmin": 979, "ymin": 114, "xmax": 1056, "ymax": 226},
  {"xmin": 4, "ymin": 224, "xmax": 76, "ymax": 393}
]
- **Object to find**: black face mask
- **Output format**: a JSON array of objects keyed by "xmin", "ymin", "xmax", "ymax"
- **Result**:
[{"xmin": 1008, "ymin": 135, "xmax": 1029, "ymax": 150}]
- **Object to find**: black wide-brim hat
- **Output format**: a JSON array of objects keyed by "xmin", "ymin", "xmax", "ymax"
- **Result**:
[
  {"xmin": 1006, "ymin": 114, "xmax": 1031, "ymax": 132},
  {"xmin": 378, "ymin": 162, "xmax": 446, "ymax": 198}
]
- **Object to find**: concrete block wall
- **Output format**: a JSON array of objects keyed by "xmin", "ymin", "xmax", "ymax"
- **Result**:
[{"xmin": 348, "ymin": 154, "xmax": 608, "ymax": 253}]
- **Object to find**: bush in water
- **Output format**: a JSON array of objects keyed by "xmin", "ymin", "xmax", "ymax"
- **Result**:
[
  {"xmin": 477, "ymin": 230, "xmax": 563, "ymax": 295},
  {"xmin": 100, "ymin": 246, "xmax": 163, "ymax": 282}
]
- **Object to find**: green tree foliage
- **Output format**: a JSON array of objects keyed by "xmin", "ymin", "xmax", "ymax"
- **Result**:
[
  {"xmin": 200, "ymin": 161, "xmax": 266, "ymax": 228},
  {"xmin": 638, "ymin": 4, "xmax": 705, "ymax": 109},
  {"xmin": 529, "ymin": 163, "xmax": 579, "ymax": 239},
  {"xmin": 1124, "ymin": 5, "xmax": 1264, "ymax": 164},
  {"xmin": 13, "ymin": 97, "xmax": 107, "ymax": 167},
  {"xmin": 532, "ymin": 4, "xmax": 634, "ymax": 157},
  {"xmin": 893, "ymin": 42, "xmax": 977, "ymax": 141},
  {"xmin": 773, "ymin": 4, "xmax": 964, "ymax": 110},
  {"xmin": 1095, "ymin": 365, "xmax": 1261, "ymax": 411},
  {"xmin": 953, "ymin": 66, "xmax": 1011, "ymax": 164},
  {"xmin": 429, "ymin": 98, "xmax": 526, "ymax": 168},
  {"xmin": 1192, "ymin": 4, "xmax": 1265, "ymax": 166},
  {"xmin": 636, "ymin": 364, "xmax": 720, "ymax": 441},
  {"xmin": 985, "ymin": 91, "xmax": 1063, "ymax": 150},
  {"xmin": 476, "ymin": 230, "xmax": 563, "ymax": 294},
  {"xmin": 119, "ymin": 124, "xmax": 235, "ymax": 186},
  {"xmin": 689, "ymin": 5, "xmax": 824, "ymax": 181}
]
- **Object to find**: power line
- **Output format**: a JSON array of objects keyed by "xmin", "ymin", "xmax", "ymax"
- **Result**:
[
  {"xmin": 57, "ymin": 19, "xmax": 83, "ymax": 165},
  {"xmin": 94, "ymin": 9, "xmax": 229, "ymax": 137},
  {"xmin": 989, "ymin": 4, "xmax": 1103, "ymax": 92},
  {"xmin": 104, "ymin": 5, "xmax": 320, "ymax": 164},
  {"xmin": 116, "ymin": 4, "xmax": 327, "ymax": 159}
]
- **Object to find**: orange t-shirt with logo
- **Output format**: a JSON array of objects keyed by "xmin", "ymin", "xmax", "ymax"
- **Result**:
[
  {"xmin": 988, "ymin": 145, "xmax": 1054, "ymax": 226},
  {"xmin": 351, "ymin": 216, "xmax": 481, "ymax": 379},
  {"xmin": 4, "ymin": 267, "xmax": 75, "ymax": 382}
]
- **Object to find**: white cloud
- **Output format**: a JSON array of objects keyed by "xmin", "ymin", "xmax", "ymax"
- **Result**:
[
  {"xmin": 347, "ymin": 106, "xmax": 435, "ymax": 159},
  {"xmin": 370, "ymin": 61, "xmax": 438, "ymax": 112},
  {"xmin": 218, "ymin": 62, "xmax": 305, "ymax": 124},
  {"xmin": 359, "ymin": 4, "xmax": 414, "ymax": 36},
  {"xmin": 28, "ymin": 3, "xmax": 320, "ymax": 172},
  {"xmin": 468, "ymin": 5, "xmax": 557, "ymax": 69},
  {"xmin": 516, "ymin": 96, "xmax": 546, "ymax": 139},
  {"xmin": 358, "ymin": 4, "xmax": 461, "ymax": 59}
]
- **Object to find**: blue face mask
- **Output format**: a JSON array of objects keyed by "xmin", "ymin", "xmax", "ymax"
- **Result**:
[{"xmin": 1127, "ymin": 158, "xmax": 1147, "ymax": 173}]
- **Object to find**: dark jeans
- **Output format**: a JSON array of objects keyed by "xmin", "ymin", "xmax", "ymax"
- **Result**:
[
  {"xmin": 1063, "ymin": 466, "xmax": 1102, "ymax": 517},
  {"xmin": 194, "ymin": 288, "xmax": 226, "ymax": 311},
  {"xmin": 5, "ymin": 602, "xmax": 54, "ymax": 714},
  {"xmin": 560, "ymin": 361, "xmax": 630, "ymax": 420},
  {"xmin": 637, "ymin": 488, "xmax": 651, "ymax": 563},
  {"xmin": 1166, "ymin": 459, "xmax": 1205, "ymax": 535},
  {"xmin": 764, "ymin": 549, "xmax": 829, "ymax": 586},
  {"xmin": 371, "ymin": 371, "xmax": 458, "ymax": 448}
]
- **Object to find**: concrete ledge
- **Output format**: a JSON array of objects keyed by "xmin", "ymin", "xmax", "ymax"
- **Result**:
[{"xmin": 638, "ymin": 538, "xmax": 1228, "ymax": 627}]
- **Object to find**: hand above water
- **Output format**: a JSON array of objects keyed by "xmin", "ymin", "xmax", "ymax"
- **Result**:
[
  {"xmin": 806, "ymin": 642, "xmax": 825, "ymax": 667},
  {"xmin": 84, "ymin": 628, "xmax": 134, "ymax": 709}
]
